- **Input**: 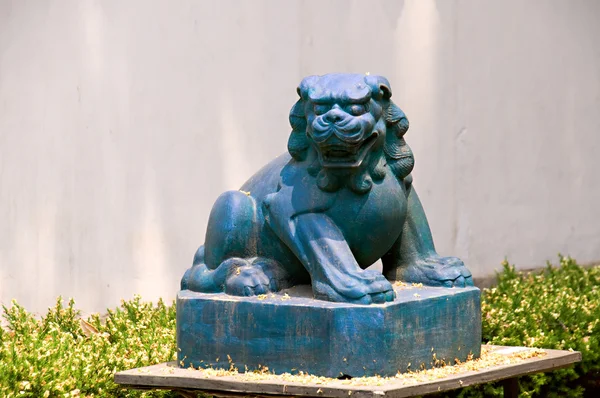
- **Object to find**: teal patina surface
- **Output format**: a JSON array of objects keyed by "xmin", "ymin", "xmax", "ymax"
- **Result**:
[
  {"xmin": 181, "ymin": 74, "xmax": 474, "ymax": 304},
  {"xmin": 177, "ymin": 286, "xmax": 481, "ymax": 377},
  {"xmin": 177, "ymin": 74, "xmax": 480, "ymax": 376}
]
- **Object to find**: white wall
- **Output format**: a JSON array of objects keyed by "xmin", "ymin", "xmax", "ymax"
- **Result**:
[{"xmin": 1, "ymin": 0, "xmax": 599, "ymax": 314}]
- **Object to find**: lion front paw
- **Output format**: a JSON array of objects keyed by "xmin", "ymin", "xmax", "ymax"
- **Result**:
[
  {"xmin": 395, "ymin": 256, "xmax": 474, "ymax": 287},
  {"xmin": 313, "ymin": 269, "xmax": 396, "ymax": 304}
]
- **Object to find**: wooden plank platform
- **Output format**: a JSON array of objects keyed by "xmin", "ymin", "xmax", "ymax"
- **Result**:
[{"xmin": 114, "ymin": 345, "xmax": 581, "ymax": 398}]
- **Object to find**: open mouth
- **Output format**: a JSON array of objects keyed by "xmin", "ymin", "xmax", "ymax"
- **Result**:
[{"xmin": 318, "ymin": 132, "xmax": 379, "ymax": 168}]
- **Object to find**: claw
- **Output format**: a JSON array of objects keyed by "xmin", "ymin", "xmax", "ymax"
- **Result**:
[
  {"xmin": 384, "ymin": 290, "xmax": 396, "ymax": 302},
  {"xmin": 253, "ymin": 283, "xmax": 268, "ymax": 295},
  {"xmin": 355, "ymin": 294, "xmax": 373, "ymax": 305},
  {"xmin": 371, "ymin": 292, "xmax": 386, "ymax": 304},
  {"xmin": 268, "ymin": 278, "xmax": 278, "ymax": 291},
  {"xmin": 390, "ymin": 256, "xmax": 474, "ymax": 288}
]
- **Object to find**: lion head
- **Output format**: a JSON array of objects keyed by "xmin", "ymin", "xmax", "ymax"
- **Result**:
[{"xmin": 288, "ymin": 74, "xmax": 414, "ymax": 194}]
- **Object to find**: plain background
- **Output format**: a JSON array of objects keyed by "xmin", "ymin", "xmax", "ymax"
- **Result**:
[{"xmin": 1, "ymin": 0, "xmax": 599, "ymax": 314}]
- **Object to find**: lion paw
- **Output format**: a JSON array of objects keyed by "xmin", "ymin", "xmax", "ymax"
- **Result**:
[
  {"xmin": 225, "ymin": 264, "xmax": 275, "ymax": 296},
  {"xmin": 313, "ymin": 270, "xmax": 396, "ymax": 304},
  {"xmin": 395, "ymin": 256, "xmax": 473, "ymax": 287}
]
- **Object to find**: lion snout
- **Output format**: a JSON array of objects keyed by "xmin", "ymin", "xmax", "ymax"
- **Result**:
[
  {"xmin": 312, "ymin": 117, "xmax": 363, "ymax": 144},
  {"xmin": 322, "ymin": 108, "xmax": 348, "ymax": 125}
]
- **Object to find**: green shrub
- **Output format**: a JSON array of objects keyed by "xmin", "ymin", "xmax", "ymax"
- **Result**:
[
  {"xmin": 0, "ymin": 295, "xmax": 178, "ymax": 397},
  {"xmin": 451, "ymin": 256, "xmax": 600, "ymax": 398},
  {"xmin": 2, "ymin": 256, "xmax": 598, "ymax": 397}
]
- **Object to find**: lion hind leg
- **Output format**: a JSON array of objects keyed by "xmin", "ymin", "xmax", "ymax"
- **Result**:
[
  {"xmin": 204, "ymin": 190, "xmax": 259, "ymax": 269},
  {"xmin": 181, "ymin": 257, "xmax": 248, "ymax": 292},
  {"xmin": 182, "ymin": 250, "xmax": 293, "ymax": 295},
  {"xmin": 180, "ymin": 245, "xmax": 207, "ymax": 290}
]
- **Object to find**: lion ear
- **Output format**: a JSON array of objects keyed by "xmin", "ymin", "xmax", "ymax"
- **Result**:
[
  {"xmin": 297, "ymin": 75, "xmax": 319, "ymax": 99},
  {"xmin": 378, "ymin": 82, "xmax": 392, "ymax": 100},
  {"xmin": 365, "ymin": 75, "xmax": 392, "ymax": 100}
]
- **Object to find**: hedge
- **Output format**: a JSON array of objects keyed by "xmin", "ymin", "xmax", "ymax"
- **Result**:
[{"xmin": 1, "ymin": 256, "xmax": 598, "ymax": 397}]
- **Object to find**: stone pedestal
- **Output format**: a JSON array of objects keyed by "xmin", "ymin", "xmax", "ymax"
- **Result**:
[{"xmin": 176, "ymin": 285, "xmax": 481, "ymax": 377}]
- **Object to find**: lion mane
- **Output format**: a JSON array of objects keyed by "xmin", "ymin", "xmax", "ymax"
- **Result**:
[{"xmin": 286, "ymin": 75, "xmax": 415, "ymax": 194}]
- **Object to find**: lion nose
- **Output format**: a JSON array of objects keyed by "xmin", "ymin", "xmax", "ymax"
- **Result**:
[{"xmin": 323, "ymin": 108, "xmax": 346, "ymax": 124}]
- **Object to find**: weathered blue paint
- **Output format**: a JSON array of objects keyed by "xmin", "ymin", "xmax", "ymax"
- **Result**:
[
  {"xmin": 180, "ymin": 74, "xmax": 474, "ymax": 304},
  {"xmin": 177, "ymin": 286, "xmax": 481, "ymax": 377}
]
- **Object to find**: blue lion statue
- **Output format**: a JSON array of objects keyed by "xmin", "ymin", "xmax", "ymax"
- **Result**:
[{"xmin": 181, "ymin": 73, "xmax": 473, "ymax": 304}]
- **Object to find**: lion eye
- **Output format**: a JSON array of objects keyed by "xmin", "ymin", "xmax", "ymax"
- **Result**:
[
  {"xmin": 314, "ymin": 104, "xmax": 331, "ymax": 115},
  {"xmin": 347, "ymin": 104, "xmax": 367, "ymax": 116}
]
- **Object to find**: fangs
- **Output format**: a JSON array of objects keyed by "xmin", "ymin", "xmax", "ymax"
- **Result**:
[{"xmin": 319, "ymin": 133, "xmax": 378, "ymax": 168}]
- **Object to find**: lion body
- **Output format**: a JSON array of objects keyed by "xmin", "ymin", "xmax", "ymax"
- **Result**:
[
  {"xmin": 181, "ymin": 74, "xmax": 473, "ymax": 304},
  {"xmin": 244, "ymin": 152, "xmax": 407, "ymax": 268}
]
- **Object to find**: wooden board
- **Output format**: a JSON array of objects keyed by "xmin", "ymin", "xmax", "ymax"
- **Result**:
[{"xmin": 114, "ymin": 346, "xmax": 581, "ymax": 398}]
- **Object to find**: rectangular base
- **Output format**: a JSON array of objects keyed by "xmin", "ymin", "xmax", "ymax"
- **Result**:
[{"xmin": 177, "ymin": 285, "xmax": 481, "ymax": 377}]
